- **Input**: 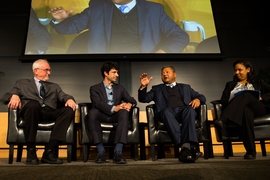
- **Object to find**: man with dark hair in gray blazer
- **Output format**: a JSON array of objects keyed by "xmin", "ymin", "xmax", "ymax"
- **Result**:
[{"xmin": 2, "ymin": 59, "xmax": 77, "ymax": 165}]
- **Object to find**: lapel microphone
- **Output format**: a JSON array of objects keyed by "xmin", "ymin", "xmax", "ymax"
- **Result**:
[{"xmin": 109, "ymin": 92, "xmax": 113, "ymax": 95}]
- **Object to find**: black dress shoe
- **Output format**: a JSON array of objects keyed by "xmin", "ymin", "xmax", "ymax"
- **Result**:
[
  {"xmin": 113, "ymin": 151, "xmax": 126, "ymax": 164},
  {"xmin": 244, "ymin": 152, "xmax": 256, "ymax": 160},
  {"xmin": 179, "ymin": 147, "xmax": 195, "ymax": 163},
  {"xmin": 191, "ymin": 148, "xmax": 203, "ymax": 160},
  {"xmin": 41, "ymin": 149, "xmax": 63, "ymax": 164},
  {"xmin": 26, "ymin": 148, "xmax": 39, "ymax": 165},
  {"xmin": 95, "ymin": 151, "xmax": 106, "ymax": 163},
  {"xmin": 214, "ymin": 119, "xmax": 225, "ymax": 131}
]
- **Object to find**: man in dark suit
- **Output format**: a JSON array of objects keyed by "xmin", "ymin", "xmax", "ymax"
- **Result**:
[
  {"xmin": 49, "ymin": 0, "xmax": 189, "ymax": 53},
  {"xmin": 138, "ymin": 65, "xmax": 206, "ymax": 163},
  {"xmin": 1, "ymin": 59, "xmax": 77, "ymax": 165},
  {"xmin": 88, "ymin": 61, "xmax": 137, "ymax": 164}
]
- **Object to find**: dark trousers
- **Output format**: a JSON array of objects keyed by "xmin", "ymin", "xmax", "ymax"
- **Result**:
[
  {"xmin": 20, "ymin": 100, "xmax": 75, "ymax": 143},
  {"xmin": 88, "ymin": 108, "xmax": 129, "ymax": 145},
  {"xmin": 158, "ymin": 106, "xmax": 198, "ymax": 146},
  {"xmin": 221, "ymin": 92, "xmax": 267, "ymax": 152}
]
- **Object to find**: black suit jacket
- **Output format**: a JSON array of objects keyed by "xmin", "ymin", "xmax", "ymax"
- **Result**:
[
  {"xmin": 90, "ymin": 82, "xmax": 137, "ymax": 115},
  {"xmin": 138, "ymin": 83, "xmax": 206, "ymax": 113},
  {"xmin": 220, "ymin": 80, "xmax": 270, "ymax": 109},
  {"xmin": 1, "ymin": 78, "xmax": 75, "ymax": 110}
]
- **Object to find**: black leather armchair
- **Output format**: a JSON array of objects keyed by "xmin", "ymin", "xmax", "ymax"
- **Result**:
[
  {"xmin": 6, "ymin": 108, "xmax": 75, "ymax": 164},
  {"xmin": 146, "ymin": 103, "xmax": 213, "ymax": 160},
  {"xmin": 78, "ymin": 103, "xmax": 140, "ymax": 162},
  {"xmin": 211, "ymin": 100, "xmax": 270, "ymax": 159}
]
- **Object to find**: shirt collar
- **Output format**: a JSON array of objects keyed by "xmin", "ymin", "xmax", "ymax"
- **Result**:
[
  {"xmin": 114, "ymin": 0, "xmax": 136, "ymax": 12},
  {"xmin": 165, "ymin": 82, "xmax": 176, "ymax": 87},
  {"xmin": 103, "ymin": 81, "xmax": 113, "ymax": 89}
]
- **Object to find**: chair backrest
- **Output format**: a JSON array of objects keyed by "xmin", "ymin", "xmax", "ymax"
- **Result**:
[
  {"xmin": 6, "ymin": 108, "xmax": 74, "ymax": 145},
  {"xmin": 66, "ymin": 30, "xmax": 89, "ymax": 54},
  {"xmin": 210, "ymin": 100, "xmax": 223, "ymax": 120},
  {"xmin": 146, "ymin": 103, "xmax": 209, "ymax": 144},
  {"xmin": 210, "ymin": 99, "xmax": 270, "ymax": 141},
  {"xmin": 78, "ymin": 102, "xmax": 140, "ymax": 145}
]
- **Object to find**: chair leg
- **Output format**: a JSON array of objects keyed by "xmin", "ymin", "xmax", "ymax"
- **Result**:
[
  {"xmin": 208, "ymin": 140, "xmax": 214, "ymax": 158},
  {"xmin": 83, "ymin": 145, "xmax": 89, "ymax": 162},
  {"xmin": 130, "ymin": 144, "xmax": 134, "ymax": 158},
  {"xmin": 67, "ymin": 145, "xmax": 72, "ymax": 163},
  {"xmin": 151, "ymin": 144, "xmax": 156, "ymax": 161},
  {"xmin": 174, "ymin": 145, "xmax": 179, "ymax": 158},
  {"xmin": 260, "ymin": 140, "xmax": 267, "ymax": 156},
  {"xmin": 8, "ymin": 145, "xmax": 14, "ymax": 164},
  {"xmin": 133, "ymin": 144, "xmax": 139, "ymax": 161},
  {"xmin": 157, "ymin": 144, "xmax": 165, "ymax": 159},
  {"xmin": 55, "ymin": 146, "xmax": 59, "ymax": 158},
  {"xmin": 223, "ymin": 141, "xmax": 231, "ymax": 159},
  {"xmin": 203, "ymin": 142, "xmax": 209, "ymax": 159},
  {"xmin": 16, "ymin": 145, "xmax": 23, "ymax": 162},
  {"xmin": 109, "ymin": 147, "xmax": 114, "ymax": 159},
  {"xmin": 228, "ymin": 141, "xmax": 233, "ymax": 156}
]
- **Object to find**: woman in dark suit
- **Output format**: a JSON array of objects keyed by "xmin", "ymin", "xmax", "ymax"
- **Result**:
[{"xmin": 218, "ymin": 60, "xmax": 270, "ymax": 159}]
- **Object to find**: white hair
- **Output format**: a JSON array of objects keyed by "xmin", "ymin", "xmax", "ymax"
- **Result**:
[{"xmin": 32, "ymin": 59, "xmax": 49, "ymax": 71}]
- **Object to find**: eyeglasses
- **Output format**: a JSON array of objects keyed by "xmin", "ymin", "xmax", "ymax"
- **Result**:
[{"xmin": 37, "ymin": 68, "xmax": 52, "ymax": 72}]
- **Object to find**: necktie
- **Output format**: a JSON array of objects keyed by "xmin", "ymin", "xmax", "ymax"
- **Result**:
[
  {"xmin": 39, "ymin": 81, "xmax": 46, "ymax": 99},
  {"xmin": 167, "ymin": 84, "xmax": 174, "ymax": 88},
  {"xmin": 119, "ymin": 5, "xmax": 128, "ymax": 14}
]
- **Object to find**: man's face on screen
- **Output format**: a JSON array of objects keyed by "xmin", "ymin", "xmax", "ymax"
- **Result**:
[{"xmin": 112, "ymin": 0, "xmax": 133, "ymax": 5}]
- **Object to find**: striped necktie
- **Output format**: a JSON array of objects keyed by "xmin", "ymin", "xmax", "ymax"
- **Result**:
[{"xmin": 39, "ymin": 81, "xmax": 46, "ymax": 99}]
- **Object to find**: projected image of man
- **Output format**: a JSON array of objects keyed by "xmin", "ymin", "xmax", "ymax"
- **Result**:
[{"xmin": 49, "ymin": 0, "xmax": 189, "ymax": 53}]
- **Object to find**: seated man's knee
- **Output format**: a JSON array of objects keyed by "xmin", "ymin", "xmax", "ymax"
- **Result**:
[
  {"xmin": 118, "ymin": 109, "xmax": 129, "ymax": 116},
  {"xmin": 24, "ymin": 100, "xmax": 41, "ymax": 109},
  {"xmin": 64, "ymin": 106, "xmax": 75, "ymax": 117},
  {"xmin": 88, "ymin": 108, "xmax": 100, "ymax": 119}
]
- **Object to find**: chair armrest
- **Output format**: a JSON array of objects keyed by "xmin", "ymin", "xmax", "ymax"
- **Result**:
[
  {"xmin": 6, "ymin": 108, "xmax": 20, "ymax": 144},
  {"xmin": 66, "ymin": 117, "xmax": 75, "ymax": 144},
  {"xmin": 196, "ymin": 103, "xmax": 207, "ymax": 128},
  {"xmin": 146, "ymin": 104, "xmax": 156, "ymax": 143},
  {"xmin": 78, "ymin": 102, "xmax": 92, "ymax": 144},
  {"xmin": 129, "ymin": 106, "xmax": 140, "ymax": 143},
  {"xmin": 210, "ymin": 100, "xmax": 223, "ymax": 120}
]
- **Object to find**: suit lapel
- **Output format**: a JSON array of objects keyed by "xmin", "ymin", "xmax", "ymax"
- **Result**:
[
  {"xmin": 43, "ymin": 81, "xmax": 50, "ymax": 96},
  {"xmin": 99, "ymin": 82, "xmax": 107, "ymax": 101},
  {"xmin": 30, "ymin": 78, "xmax": 39, "ymax": 97},
  {"xmin": 112, "ymin": 83, "xmax": 117, "ymax": 104},
  {"xmin": 176, "ymin": 84, "xmax": 188, "ymax": 105},
  {"xmin": 103, "ymin": 1, "xmax": 113, "ymax": 43},
  {"xmin": 137, "ymin": 1, "xmax": 147, "ymax": 41},
  {"xmin": 160, "ymin": 84, "xmax": 167, "ymax": 100},
  {"xmin": 176, "ymin": 84, "xmax": 184, "ymax": 98}
]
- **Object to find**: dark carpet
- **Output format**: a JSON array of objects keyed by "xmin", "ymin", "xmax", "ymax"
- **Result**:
[{"xmin": 0, "ymin": 155, "xmax": 270, "ymax": 180}]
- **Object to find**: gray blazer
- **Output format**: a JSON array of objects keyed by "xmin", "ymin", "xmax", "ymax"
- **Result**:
[{"xmin": 1, "ymin": 78, "xmax": 75, "ymax": 110}]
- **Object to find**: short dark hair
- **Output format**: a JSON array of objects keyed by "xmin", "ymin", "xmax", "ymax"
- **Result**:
[
  {"xmin": 101, "ymin": 61, "xmax": 119, "ymax": 78},
  {"xmin": 161, "ymin": 65, "xmax": 176, "ymax": 72},
  {"xmin": 233, "ymin": 60, "xmax": 256, "ymax": 83}
]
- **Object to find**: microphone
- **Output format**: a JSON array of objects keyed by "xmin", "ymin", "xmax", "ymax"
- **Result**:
[
  {"xmin": 244, "ymin": 83, "xmax": 248, "ymax": 90},
  {"xmin": 109, "ymin": 92, "xmax": 113, "ymax": 95}
]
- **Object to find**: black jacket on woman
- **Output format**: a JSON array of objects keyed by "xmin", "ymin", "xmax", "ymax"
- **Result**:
[{"xmin": 220, "ymin": 80, "xmax": 270, "ymax": 112}]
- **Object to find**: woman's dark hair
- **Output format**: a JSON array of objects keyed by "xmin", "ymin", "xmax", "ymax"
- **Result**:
[
  {"xmin": 101, "ymin": 61, "xmax": 119, "ymax": 78},
  {"xmin": 233, "ymin": 60, "xmax": 256, "ymax": 83}
]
